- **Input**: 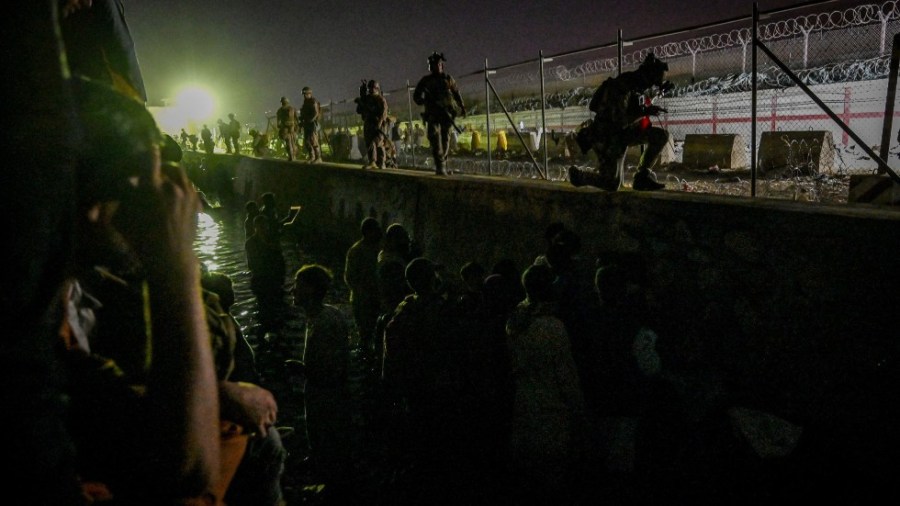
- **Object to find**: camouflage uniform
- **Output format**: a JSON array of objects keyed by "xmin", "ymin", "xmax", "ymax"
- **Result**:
[
  {"xmin": 276, "ymin": 97, "xmax": 298, "ymax": 161},
  {"xmin": 413, "ymin": 52, "xmax": 466, "ymax": 175},
  {"xmin": 356, "ymin": 80, "xmax": 389, "ymax": 169},
  {"xmin": 299, "ymin": 87, "xmax": 322, "ymax": 162},
  {"xmin": 571, "ymin": 53, "xmax": 670, "ymax": 191}
]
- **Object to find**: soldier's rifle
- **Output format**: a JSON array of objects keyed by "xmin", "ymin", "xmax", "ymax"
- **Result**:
[
  {"xmin": 357, "ymin": 79, "xmax": 394, "ymax": 139},
  {"xmin": 419, "ymin": 88, "xmax": 463, "ymax": 134}
]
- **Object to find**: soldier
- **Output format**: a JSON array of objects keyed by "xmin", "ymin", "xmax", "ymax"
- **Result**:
[
  {"xmin": 276, "ymin": 96, "xmax": 298, "ymax": 161},
  {"xmin": 299, "ymin": 86, "xmax": 323, "ymax": 163},
  {"xmin": 413, "ymin": 51, "xmax": 466, "ymax": 176},
  {"xmin": 227, "ymin": 113, "xmax": 241, "ymax": 155},
  {"xmin": 356, "ymin": 79, "xmax": 389, "ymax": 169},
  {"xmin": 201, "ymin": 123, "xmax": 214, "ymax": 154},
  {"xmin": 249, "ymin": 129, "xmax": 270, "ymax": 158},
  {"xmin": 216, "ymin": 118, "xmax": 230, "ymax": 153},
  {"xmin": 570, "ymin": 53, "xmax": 672, "ymax": 191}
]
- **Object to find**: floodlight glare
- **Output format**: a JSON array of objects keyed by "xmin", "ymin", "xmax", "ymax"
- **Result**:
[{"xmin": 173, "ymin": 85, "xmax": 218, "ymax": 123}]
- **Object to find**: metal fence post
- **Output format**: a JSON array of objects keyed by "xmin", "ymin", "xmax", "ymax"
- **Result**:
[
  {"xmin": 485, "ymin": 58, "xmax": 492, "ymax": 175},
  {"xmin": 879, "ymin": 32, "xmax": 900, "ymax": 174},
  {"xmin": 617, "ymin": 30, "xmax": 623, "ymax": 76},
  {"xmin": 751, "ymin": 3, "xmax": 758, "ymax": 198},
  {"xmin": 407, "ymin": 79, "xmax": 416, "ymax": 168},
  {"xmin": 540, "ymin": 50, "xmax": 549, "ymax": 177}
]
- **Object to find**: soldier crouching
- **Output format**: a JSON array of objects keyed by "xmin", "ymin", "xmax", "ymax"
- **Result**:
[{"xmin": 570, "ymin": 53, "xmax": 672, "ymax": 191}]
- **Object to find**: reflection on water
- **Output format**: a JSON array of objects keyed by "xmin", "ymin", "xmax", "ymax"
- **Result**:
[
  {"xmin": 194, "ymin": 208, "xmax": 309, "ymax": 498},
  {"xmin": 192, "ymin": 208, "xmax": 363, "ymax": 504},
  {"xmin": 195, "ymin": 212, "xmax": 223, "ymax": 272},
  {"xmin": 194, "ymin": 209, "xmax": 305, "ymax": 345}
]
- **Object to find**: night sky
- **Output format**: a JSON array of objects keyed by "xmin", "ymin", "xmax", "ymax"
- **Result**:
[{"xmin": 126, "ymin": 0, "xmax": 810, "ymax": 122}]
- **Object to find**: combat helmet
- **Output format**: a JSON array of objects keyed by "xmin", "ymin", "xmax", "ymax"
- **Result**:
[
  {"xmin": 427, "ymin": 51, "xmax": 446, "ymax": 64},
  {"xmin": 639, "ymin": 53, "xmax": 669, "ymax": 73},
  {"xmin": 638, "ymin": 53, "xmax": 669, "ymax": 87}
]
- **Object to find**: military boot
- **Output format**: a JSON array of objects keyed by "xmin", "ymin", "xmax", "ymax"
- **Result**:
[
  {"xmin": 569, "ymin": 166, "xmax": 620, "ymax": 191},
  {"xmin": 632, "ymin": 168, "xmax": 665, "ymax": 191}
]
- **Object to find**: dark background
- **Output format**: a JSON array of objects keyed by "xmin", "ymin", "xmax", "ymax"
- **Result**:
[{"xmin": 127, "ymin": 0, "xmax": 808, "ymax": 119}]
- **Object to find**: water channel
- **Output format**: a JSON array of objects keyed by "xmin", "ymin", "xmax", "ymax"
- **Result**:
[{"xmin": 194, "ymin": 206, "xmax": 382, "ymax": 505}]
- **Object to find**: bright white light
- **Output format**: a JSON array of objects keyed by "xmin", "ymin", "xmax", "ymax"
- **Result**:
[
  {"xmin": 148, "ymin": 85, "xmax": 220, "ymax": 136},
  {"xmin": 174, "ymin": 85, "xmax": 218, "ymax": 123}
]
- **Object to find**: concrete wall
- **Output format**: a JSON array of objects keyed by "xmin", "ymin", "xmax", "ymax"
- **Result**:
[{"xmin": 191, "ymin": 151, "xmax": 900, "ymax": 483}]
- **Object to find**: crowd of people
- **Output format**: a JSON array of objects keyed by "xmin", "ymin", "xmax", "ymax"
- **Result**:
[
  {"xmin": 228, "ymin": 197, "xmax": 742, "ymax": 505},
  {"xmin": 7, "ymin": 2, "xmax": 691, "ymax": 504}
]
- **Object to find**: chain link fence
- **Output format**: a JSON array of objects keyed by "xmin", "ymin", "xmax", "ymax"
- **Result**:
[{"xmin": 316, "ymin": 0, "xmax": 899, "ymax": 203}]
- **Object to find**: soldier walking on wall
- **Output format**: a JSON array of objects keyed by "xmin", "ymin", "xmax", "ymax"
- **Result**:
[
  {"xmin": 356, "ymin": 79, "xmax": 389, "ymax": 169},
  {"xmin": 570, "ymin": 53, "xmax": 672, "ymax": 191},
  {"xmin": 217, "ymin": 118, "xmax": 231, "ymax": 153},
  {"xmin": 413, "ymin": 51, "xmax": 466, "ymax": 176},
  {"xmin": 201, "ymin": 123, "xmax": 214, "ymax": 154},
  {"xmin": 300, "ymin": 86, "xmax": 323, "ymax": 163},
  {"xmin": 277, "ymin": 96, "xmax": 298, "ymax": 161},
  {"xmin": 228, "ymin": 113, "xmax": 241, "ymax": 154}
]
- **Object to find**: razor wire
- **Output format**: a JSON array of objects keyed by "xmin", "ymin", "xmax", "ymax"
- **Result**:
[
  {"xmin": 672, "ymin": 55, "xmax": 893, "ymax": 97},
  {"xmin": 319, "ymin": 0, "xmax": 898, "ymax": 200},
  {"xmin": 326, "ymin": 1, "xmax": 897, "ymax": 118},
  {"xmin": 546, "ymin": 0, "xmax": 900, "ymax": 84},
  {"xmin": 329, "ymin": 1, "xmax": 897, "ymax": 121}
]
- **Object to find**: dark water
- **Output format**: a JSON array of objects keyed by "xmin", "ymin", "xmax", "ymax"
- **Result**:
[{"xmin": 194, "ymin": 208, "xmax": 383, "ymax": 505}]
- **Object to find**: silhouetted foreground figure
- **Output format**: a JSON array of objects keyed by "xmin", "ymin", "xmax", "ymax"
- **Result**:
[
  {"xmin": 64, "ymin": 76, "xmax": 222, "ymax": 504},
  {"xmin": 344, "ymin": 217, "xmax": 383, "ymax": 356},
  {"xmin": 60, "ymin": 0, "xmax": 147, "ymax": 102},
  {"xmin": 292, "ymin": 265, "xmax": 355, "ymax": 504},
  {"xmin": 382, "ymin": 257, "xmax": 473, "ymax": 504},
  {"xmin": 3, "ymin": 2, "xmax": 84, "ymax": 501},
  {"xmin": 505, "ymin": 263, "xmax": 587, "ymax": 505}
]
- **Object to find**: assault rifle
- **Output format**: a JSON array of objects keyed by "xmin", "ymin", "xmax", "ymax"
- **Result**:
[
  {"xmin": 356, "ymin": 79, "xmax": 392, "ymax": 138},
  {"xmin": 642, "ymin": 80, "xmax": 674, "ymax": 116},
  {"xmin": 419, "ymin": 88, "xmax": 464, "ymax": 134},
  {"xmin": 421, "ymin": 111, "xmax": 463, "ymax": 135}
]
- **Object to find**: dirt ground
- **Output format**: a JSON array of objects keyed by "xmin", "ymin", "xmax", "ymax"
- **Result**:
[{"xmin": 648, "ymin": 164, "xmax": 858, "ymax": 204}]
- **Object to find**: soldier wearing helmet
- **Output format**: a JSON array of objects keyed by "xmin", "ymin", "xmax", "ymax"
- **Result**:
[
  {"xmin": 570, "ymin": 53, "xmax": 673, "ymax": 191},
  {"xmin": 413, "ymin": 51, "xmax": 466, "ymax": 175},
  {"xmin": 277, "ymin": 96, "xmax": 299, "ymax": 161},
  {"xmin": 356, "ymin": 79, "xmax": 389, "ymax": 169},
  {"xmin": 299, "ymin": 86, "xmax": 323, "ymax": 163},
  {"xmin": 227, "ymin": 112, "xmax": 241, "ymax": 155}
]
